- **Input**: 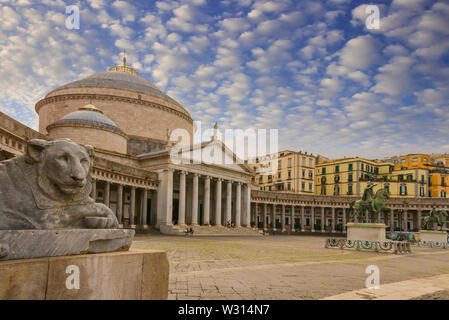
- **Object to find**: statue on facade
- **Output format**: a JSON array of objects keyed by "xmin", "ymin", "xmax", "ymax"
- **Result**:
[
  {"xmin": 422, "ymin": 207, "xmax": 448, "ymax": 231},
  {"xmin": 349, "ymin": 184, "xmax": 393, "ymax": 221},
  {"xmin": 0, "ymin": 139, "xmax": 118, "ymax": 230}
]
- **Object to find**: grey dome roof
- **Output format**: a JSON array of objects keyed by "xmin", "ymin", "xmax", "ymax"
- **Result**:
[
  {"xmin": 59, "ymin": 69, "xmax": 180, "ymax": 105},
  {"xmin": 48, "ymin": 105, "xmax": 124, "ymax": 134}
]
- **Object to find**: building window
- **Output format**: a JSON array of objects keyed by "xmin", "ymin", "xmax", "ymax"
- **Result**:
[
  {"xmin": 420, "ymin": 187, "xmax": 424, "ymax": 197},
  {"xmin": 288, "ymin": 158, "xmax": 292, "ymax": 168},
  {"xmin": 302, "ymin": 182, "xmax": 305, "ymax": 191},
  {"xmin": 348, "ymin": 163, "xmax": 353, "ymax": 171},
  {"xmin": 441, "ymin": 190, "xmax": 447, "ymax": 198},
  {"xmin": 334, "ymin": 185, "xmax": 340, "ymax": 195},
  {"xmin": 400, "ymin": 185, "xmax": 407, "ymax": 195},
  {"xmin": 348, "ymin": 185, "xmax": 353, "ymax": 195},
  {"xmin": 288, "ymin": 171, "xmax": 291, "ymax": 179},
  {"xmin": 335, "ymin": 165, "xmax": 339, "ymax": 173},
  {"xmin": 259, "ymin": 176, "xmax": 263, "ymax": 183},
  {"xmin": 322, "ymin": 167, "xmax": 326, "ymax": 174},
  {"xmin": 309, "ymin": 183, "xmax": 312, "ymax": 191},
  {"xmin": 288, "ymin": 183, "xmax": 291, "ymax": 190},
  {"xmin": 302, "ymin": 170, "xmax": 305, "ymax": 178},
  {"xmin": 348, "ymin": 173, "xmax": 353, "ymax": 182},
  {"xmin": 412, "ymin": 157, "xmax": 418, "ymax": 162},
  {"xmin": 361, "ymin": 163, "xmax": 364, "ymax": 171}
]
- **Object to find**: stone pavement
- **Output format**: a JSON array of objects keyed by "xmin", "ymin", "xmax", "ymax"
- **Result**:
[
  {"xmin": 131, "ymin": 234, "xmax": 449, "ymax": 300},
  {"xmin": 323, "ymin": 273, "xmax": 449, "ymax": 300}
]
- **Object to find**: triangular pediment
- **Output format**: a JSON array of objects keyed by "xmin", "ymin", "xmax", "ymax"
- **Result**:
[{"xmin": 169, "ymin": 139, "xmax": 254, "ymax": 175}]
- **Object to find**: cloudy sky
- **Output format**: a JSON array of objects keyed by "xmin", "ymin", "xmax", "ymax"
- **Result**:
[{"xmin": 0, "ymin": 0, "xmax": 448, "ymax": 159}]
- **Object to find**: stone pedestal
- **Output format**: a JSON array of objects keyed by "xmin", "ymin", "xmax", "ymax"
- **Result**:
[
  {"xmin": 346, "ymin": 223, "xmax": 386, "ymax": 242},
  {"xmin": 0, "ymin": 249, "xmax": 169, "ymax": 300},
  {"xmin": 0, "ymin": 229, "xmax": 135, "ymax": 261},
  {"xmin": 419, "ymin": 230, "xmax": 447, "ymax": 244}
]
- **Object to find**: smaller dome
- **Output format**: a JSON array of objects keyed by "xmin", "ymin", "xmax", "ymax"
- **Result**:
[{"xmin": 47, "ymin": 104, "xmax": 124, "ymax": 134}]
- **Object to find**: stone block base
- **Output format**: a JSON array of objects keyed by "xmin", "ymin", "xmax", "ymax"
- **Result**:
[
  {"xmin": 0, "ymin": 249, "xmax": 169, "ymax": 300},
  {"xmin": 346, "ymin": 223, "xmax": 386, "ymax": 242},
  {"xmin": 0, "ymin": 229, "xmax": 135, "ymax": 261},
  {"xmin": 419, "ymin": 230, "xmax": 448, "ymax": 244}
]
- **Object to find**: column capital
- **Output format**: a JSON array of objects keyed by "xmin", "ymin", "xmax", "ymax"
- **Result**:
[
  {"xmin": 204, "ymin": 175, "xmax": 211, "ymax": 180},
  {"xmin": 193, "ymin": 173, "xmax": 199, "ymax": 177},
  {"xmin": 179, "ymin": 170, "xmax": 187, "ymax": 175}
]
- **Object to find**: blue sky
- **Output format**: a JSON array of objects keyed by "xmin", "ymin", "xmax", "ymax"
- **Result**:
[{"xmin": 0, "ymin": 0, "xmax": 448, "ymax": 159}]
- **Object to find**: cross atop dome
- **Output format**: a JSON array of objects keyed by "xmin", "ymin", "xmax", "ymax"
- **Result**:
[{"xmin": 108, "ymin": 49, "xmax": 139, "ymax": 75}]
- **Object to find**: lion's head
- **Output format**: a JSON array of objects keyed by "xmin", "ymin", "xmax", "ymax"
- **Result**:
[{"xmin": 25, "ymin": 139, "xmax": 94, "ymax": 196}]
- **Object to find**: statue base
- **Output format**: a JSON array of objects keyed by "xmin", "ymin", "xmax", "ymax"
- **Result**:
[
  {"xmin": 0, "ymin": 249, "xmax": 169, "ymax": 299},
  {"xmin": 0, "ymin": 229, "xmax": 134, "ymax": 261},
  {"xmin": 419, "ymin": 230, "xmax": 447, "ymax": 247},
  {"xmin": 346, "ymin": 223, "xmax": 386, "ymax": 242}
]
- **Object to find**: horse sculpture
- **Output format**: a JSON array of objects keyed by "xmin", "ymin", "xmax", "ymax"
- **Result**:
[
  {"xmin": 349, "ymin": 186, "xmax": 393, "ymax": 221},
  {"xmin": 422, "ymin": 208, "xmax": 448, "ymax": 231}
]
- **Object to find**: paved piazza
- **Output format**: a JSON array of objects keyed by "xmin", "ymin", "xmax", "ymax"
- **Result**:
[{"xmin": 131, "ymin": 234, "xmax": 449, "ymax": 300}]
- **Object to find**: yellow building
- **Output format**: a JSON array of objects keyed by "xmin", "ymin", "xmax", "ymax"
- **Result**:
[
  {"xmin": 384, "ymin": 154, "xmax": 432, "ymax": 170},
  {"xmin": 251, "ymin": 150, "xmax": 316, "ymax": 194},
  {"xmin": 316, "ymin": 158, "xmax": 429, "ymax": 198},
  {"xmin": 428, "ymin": 157, "xmax": 449, "ymax": 198}
]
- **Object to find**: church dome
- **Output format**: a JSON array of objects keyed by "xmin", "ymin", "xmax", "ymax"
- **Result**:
[
  {"xmin": 35, "ymin": 53, "xmax": 194, "ymax": 155},
  {"xmin": 46, "ymin": 103, "xmax": 128, "ymax": 154},
  {"xmin": 58, "ymin": 68, "xmax": 180, "ymax": 106},
  {"xmin": 47, "ymin": 104, "xmax": 124, "ymax": 134}
]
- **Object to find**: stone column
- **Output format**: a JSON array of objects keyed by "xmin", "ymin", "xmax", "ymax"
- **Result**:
[
  {"xmin": 301, "ymin": 206, "xmax": 305, "ymax": 232},
  {"xmin": 321, "ymin": 207, "xmax": 325, "ymax": 233},
  {"xmin": 142, "ymin": 188, "xmax": 148, "ymax": 228},
  {"xmin": 263, "ymin": 203, "xmax": 267, "ymax": 230},
  {"xmin": 281, "ymin": 205, "xmax": 286, "ymax": 232},
  {"xmin": 390, "ymin": 210, "xmax": 395, "ymax": 230},
  {"xmin": 365, "ymin": 210, "xmax": 369, "ymax": 223},
  {"xmin": 191, "ymin": 174, "xmax": 199, "ymax": 226},
  {"xmin": 255, "ymin": 203, "xmax": 259, "ymax": 228},
  {"xmin": 104, "ymin": 181, "xmax": 110, "ymax": 207},
  {"xmin": 130, "ymin": 186, "xmax": 136, "ymax": 228},
  {"xmin": 215, "ymin": 179, "xmax": 222, "ymax": 226},
  {"xmin": 203, "ymin": 176, "xmax": 211, "ymax": 225},
  {"xmin": 342, "ymin": 208, "xmax": 347, "ymax": 232},
  {"xmin": 311, "ymin": 207, "xmax": 315, "ymax": 232},
  {"xmin": 377, "ymin": 210, "xmax": 381, "ymax": 223},
  {"xmin": 244, "ymin": 184, "xmax": 251, "ymax": 227},
  {"xmin": 291, "ymin": 205, "xmax": 296, "ymax": 232},
  {"xmin": 178, "ymin": 171, "xmax": 186, "ymax": 226},
  {"xmin": 226, "ymin": 180, "xmax": 232, "ymax": 225},
  {"xmin": 91, "ymin": 179, "xmax": 96, "ymax": 200},
  {"xmin": 156, "ymin": 169, "xmax": 173, "ymax": 229},
  {"xmin": 272, "ymin": 204, "xmax": 276, "ymax": 231},
  {"xmin": 117, "ymin": 184, "xmax": 123, "ymax": 227},
  {"xmin": 403, "ymin": 210, "xmax": 408, "ymax": 231},
  {"xmin": 417, "ymin": 210, "xmax": 422, "ymax": 230},
  {"xmin": 235, "ymin": 182, "xmax": 241, "ymax": 227},
  {"xmin": 331, "ymin": 207, "xmax": 335, "ymax": 233}
]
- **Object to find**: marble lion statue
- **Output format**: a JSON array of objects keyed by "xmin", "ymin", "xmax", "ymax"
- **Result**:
[{"xmin": 0, "ymin": 138, "xmax": 118, "ymax": 229}]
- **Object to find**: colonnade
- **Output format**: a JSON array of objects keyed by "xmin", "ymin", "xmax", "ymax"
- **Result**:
[
  {"xmin": 157, "ymin": 169, "xmax": 252, "ymax": 228},
  {"xmin": 251, "ymin": 203, "xmax": 446, "ymax": 233},
  {"xmin": 91, "ymin": 178, "xmax": 155, "ymax": 228}
]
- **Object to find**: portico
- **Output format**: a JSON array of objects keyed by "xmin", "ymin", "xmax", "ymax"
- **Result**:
[{"xmin": 137, "ymin": 138, "xmax": 254, "ymax": 234}]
